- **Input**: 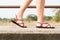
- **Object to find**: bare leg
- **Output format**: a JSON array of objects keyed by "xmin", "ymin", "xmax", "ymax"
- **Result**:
[
  {"xmin": 16, "ymin": 0, "xmax": 32, "ymax": 19},
  {"xmin": 13, "ymin": 0, "xmax": 32, "ymax": 27},
  {"xmin": 36, "ymin": 0, "xmax": 53, "ymax": 28},
  {"xmin": 36, "ymin": 0, "xmax": 45, "ymax": 23}
]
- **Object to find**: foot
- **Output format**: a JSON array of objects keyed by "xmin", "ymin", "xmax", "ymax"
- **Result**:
[
  {"xmin": 36, "ymin": 22, "xmax": 55, "ymax": 28},
  {"xmin": 11, "ymin": 19, "xmax": 27, "ymax": 28}
]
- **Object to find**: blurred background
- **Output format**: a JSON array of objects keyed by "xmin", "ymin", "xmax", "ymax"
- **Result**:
[{"xmin": 0, "ymin": 0, "xmax": 60, "ymax": 26}]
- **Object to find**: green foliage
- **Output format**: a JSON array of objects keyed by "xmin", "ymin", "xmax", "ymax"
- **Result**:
[
  {"xmin": 44, "ymin": 16, "xmax": 52, "ymax": 21},
  {"xmin": 52, "ymin": 10, "xmax": 60, "ymax": 22},
  {"xmin": 26, "ymin": 14, "xmax": 37, "ymax": 22},
  {"xmin": 26, "ymin": 14, "xmax": 52, "ymax": 22},
  {"xmin": 0, "ymin": 18, "xmax": 2, "ymax": 21},
  {"xmin": 0, "ymin": 18, "xmax": 12, "ymax": 22},
  {"xmin": 2, "ymin": 18, "xmax": 8, "ymax": 21}
]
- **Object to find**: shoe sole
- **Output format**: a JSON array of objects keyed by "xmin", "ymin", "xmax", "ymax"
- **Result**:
[
  {"xmin": 11, "ymin": 20, "xmax": 27, "ymax": 28},
  {"xmin": 36, "ymin": 26, "xmax": 55, "ymax": 29}
]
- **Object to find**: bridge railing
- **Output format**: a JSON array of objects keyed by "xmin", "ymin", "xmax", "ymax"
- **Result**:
[{"xmin": 0, "ymin": 6, "xmax": 60, "ymax": 8}]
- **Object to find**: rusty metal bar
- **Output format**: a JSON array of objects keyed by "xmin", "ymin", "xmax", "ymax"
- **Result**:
[{"xmin": 0, "ymin": 6, "xmax": 60, "ymax": 8}]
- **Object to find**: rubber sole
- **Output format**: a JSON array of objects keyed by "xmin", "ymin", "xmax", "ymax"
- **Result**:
[
  {"xmin": 36, "ymin": 26, "xmax": 55, "ymax": 29},
  {"xmin": 11, "ymin": 20, "xmax": 27, "ymax": 28}
]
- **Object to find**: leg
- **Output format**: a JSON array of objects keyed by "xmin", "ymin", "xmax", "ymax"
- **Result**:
[
  {"xmin": 11, "ymin": 0, "xmax": 32, "ymax": 28},
  {"xmin": 36, "ymin": 0, "xmax": 55, "ymax": 28},
  {"xmin": 16, "ymin": 0, "xmax": 32, "ymax": 19},
  {"xmin": 36, "ymin": 0, "xmax": 45, "ymax": 27},
  {"xmin": 36, "ymin": 0, "xmax": 45, "ymax": 23}
]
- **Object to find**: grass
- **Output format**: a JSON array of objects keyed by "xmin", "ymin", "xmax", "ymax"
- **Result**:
[
  {"xmin": 22, "ymin": 21, "xmax": 60, "ymax": 26},
  {"xmin": 0, "ymin": 21, "xmax": 60, "ymax": 26},
  {"xmin": 0, "ymin": 21, "xmax": 15, "ymax": 26}
]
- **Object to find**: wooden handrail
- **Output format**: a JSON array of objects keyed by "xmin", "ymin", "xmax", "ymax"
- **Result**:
[{"xmin": 0, "ymin": 6, "xmax": 60, "ymax": 8}]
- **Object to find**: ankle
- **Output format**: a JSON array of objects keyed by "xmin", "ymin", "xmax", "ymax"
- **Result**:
[
  {"xmin": 14, "ymin": 19, "xmax": 23, "ymax": 24},
  {"xmin": 37, "ymin": 20, "xmax": 44, "ymax": 24},
  {"xmin": 15, "ymin": 15, "xmax": 23, "ymax": 23},
  {"xmin": 15, "ymin": 15, "xmax": 23, "ymax": 20},
  {"xmin": 37, "ymin": 22, "xmax": 42, "ymax": 26}
]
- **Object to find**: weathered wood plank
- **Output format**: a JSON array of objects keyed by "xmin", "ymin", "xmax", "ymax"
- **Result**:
[
  {"xmin": 0, "ymin": 6, "xmax": 60, "ymax": 8},
  {"xmin": 0, "ymin": 26, "xmax": 60, "ymax": 34}
]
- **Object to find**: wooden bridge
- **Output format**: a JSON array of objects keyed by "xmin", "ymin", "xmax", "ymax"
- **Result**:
[
  {"xmin": 0, "ymin": 5, "xmax": 60, "ymax": 34},
  {"xmin": 0, "ymin": 26, "xmax": 60, "ymax": 40},
  {"xmin": 0, "ymin": 5, "xmax": 60, "ymax": 40},
  {"xmin": 0, "ymin": 26, "xmax": 60, "ymax": 34}
]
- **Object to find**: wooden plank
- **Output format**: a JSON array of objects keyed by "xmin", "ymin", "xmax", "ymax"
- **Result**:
[
  {"xmin": 0, "ymin": 26, "xmax": 60, "ymax": 34},
  {"xmin": 0, "ymin": 6, "xmax": 60, "ymax": 8}
]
